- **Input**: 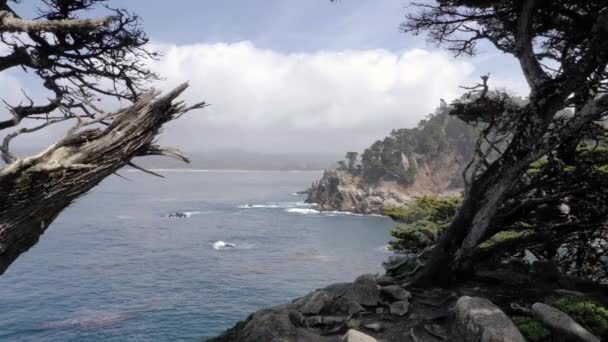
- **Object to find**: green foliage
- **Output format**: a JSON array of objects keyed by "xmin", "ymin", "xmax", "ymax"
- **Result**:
[
  {"xmin": 383, "ymin": 255, "xmax": 419, "ymax": 276},
  {"xmin": 387, "ymin": 196, "xmax": 462, "ymax": 253},
  {"xmin": 551, "ymin": 297, "xmax": 608, "ymax": 339},
  {"xmin": 512, "ymin": 316, "xmax": 550, "ymax": 342},
  {"xmin": 479, "ymin": 230, "xmax": 530, "ymax": 249}
]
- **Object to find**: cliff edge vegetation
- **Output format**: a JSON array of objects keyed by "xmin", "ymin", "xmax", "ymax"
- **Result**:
[{"xmin": 307, "ymin": 100, "xmax": 476, "ymax": 214}]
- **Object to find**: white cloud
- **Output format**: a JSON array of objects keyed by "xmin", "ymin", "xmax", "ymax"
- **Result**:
[
  {"xmin": 149, "ymin": 41, "xmax": 484, "ymax": 154},
  {"xmin": 2, "ymin": 41, "xmax": 530, "ymax": 157}
]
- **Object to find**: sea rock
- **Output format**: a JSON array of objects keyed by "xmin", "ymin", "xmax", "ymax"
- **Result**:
[
  {"xmin": 532, "ymin": 302, "xmax": 600, "ymax": 342},
  {"xmin": 389, "ymin": 301, "xmax": 409, "ymax": 316},
  {"xmin": 343, "ymin": 274, "xmax": 380, "ymax": 307},
  {"xmin": 300, "ymin": 291, "xmax": 334, "ymax": 315},
  {"xmin": 375, "ymin": 275, "xmax": 396, "ymax": 286},
  {"xmin": 341, "ymin": 329, "xmax": 378, "ymax": 342},
  {"xmin": 450, "ymin": 296, "xmax": 525, "ymax": 342},
  {"xmin": 380, "ymin": 285, "xmax": 411, "ymax": 302}
]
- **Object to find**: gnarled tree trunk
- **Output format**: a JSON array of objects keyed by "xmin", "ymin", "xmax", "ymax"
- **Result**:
[{"xmin": 0, "ymin": 83, "xmax": 202, "ymax": 275}]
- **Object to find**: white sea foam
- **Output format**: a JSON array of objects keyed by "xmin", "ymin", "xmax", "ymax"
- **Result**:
[
  {"xmin": 285, "ymin": 208, "xmax": 320, "ymax": 215},
  {"xmin": 238, "ymin": 201, "xmax": 314, "ymax": 209},
  {"xmin": 212, "ymin": 241, "xmax": 237, "ymax": 250}
]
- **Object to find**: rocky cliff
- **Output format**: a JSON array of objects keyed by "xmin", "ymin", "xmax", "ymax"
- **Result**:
[{"xmin": 307, "ymin": 151, "xmax": 464, "ymax": 214}]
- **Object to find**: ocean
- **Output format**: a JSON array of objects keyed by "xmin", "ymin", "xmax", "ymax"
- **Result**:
[{"xmin": 0, "ymin": 170, "xmax": 397, "ymax": 341}]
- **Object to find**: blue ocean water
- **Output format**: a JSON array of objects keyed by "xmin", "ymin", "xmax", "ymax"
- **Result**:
[{"xmin": 0, "ymin": 170, "xmax": 396, "ymax": 341}]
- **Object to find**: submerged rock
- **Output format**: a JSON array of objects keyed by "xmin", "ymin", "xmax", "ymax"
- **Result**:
[
  {"xmin": 451, "ymin": 296, "xmax": 525, "ymax": 342},
  {"xmin": 532, "ymin": 302, "xmax": 600, "ymax": 342}
]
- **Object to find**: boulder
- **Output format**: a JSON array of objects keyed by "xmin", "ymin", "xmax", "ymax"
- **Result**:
[
  {"xmin": 300, "ymin": 291, "xmax": 333, "ymax": 315},
  {"xmin": 380, "ymin": 285, "xmax": 411, "ymax": 302},
  {"xmin": 343, "ymin": 274, "xmax": 380, "ymax": 307},
  {"xmin": 389, "ymin": 301, "xmax": 409, "ymax": 316},
  {"xmin": 331, "ymin": 296, "xmax": 365, "ymax": 315},
  {"xmin": 451, "ymin": 296, "xmax": 526, "ymax": 342},
  {"xmin": 234, "ymin": 305, "xmax": 321, "ymax": 342},
  {"xmin": 341, "ymin": 329, "xmax": 378, "ymax": 342},
  {"xmin": 532, "ymin": 302, "xmax": 600, "ymax": 342}
]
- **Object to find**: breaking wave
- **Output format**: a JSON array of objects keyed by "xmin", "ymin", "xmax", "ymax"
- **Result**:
[
  {"xmin": 238, "ymin": 201, "xmax": 314, "ymax": 209},
  {"xmin": 285, "ymin": 208, "xmax": 320, "ymax": 215},
  {"xmin": 212, "ymin": 241, "xmax": 237, "ymax": 250}
]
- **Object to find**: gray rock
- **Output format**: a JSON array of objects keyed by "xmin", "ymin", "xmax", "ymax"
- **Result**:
[
  {"xmin": 343, "ymin": 274, "xmax": 380, "ymax": 307},
  {"xmin": 389, "ymin": 301, "xmax": 409, "ymax": 316},
  {"xmin": 341, "ymin": 329, "xmax": 378, "ymax": 342},
  {"xmin": 375, "ymin": 275, "xmax": 396, "ymax": 286},
  {"xmin": 234, "ymin": 304, "xmax": 322, "ymax": 342},
  {"xmin": 375, "ymin": 307, "xmax": 384, "ymax": 315},
  {"xmin": 306, "ymin": 315, "xmax": 345, "ymax": 327},
  {"xmin": 331, "ymin": 296, "xmax": 365, "ymax": 315},
  {"xmin": 380, "ymin": 285, "xmax": 411, "ymax": 302},
  {"xmin": 451, "ymin": 296, "xmax": 526, "ymax": 342},
  {"xmin": 363, "ymin": 322, "xmax": 383, "ymax": 332},
  {"xmin": 288, "ymin": 310, "xmax": 305, "ymax": 327},
  {"xmin": 532, "ymin": 302, "xmax": 600, "ymax": 342},
  {"xmin": 323, "ymin": 282, "xmax": 353, "ymax": 297},
  {"xmin": 300, "ymin": 290, "xmax": 333, "ymax": 315}
]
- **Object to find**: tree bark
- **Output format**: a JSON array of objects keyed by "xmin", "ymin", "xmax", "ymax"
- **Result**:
[{"xmin": 0, "ymin": 84, "xmax": 201, "ymax": 275}]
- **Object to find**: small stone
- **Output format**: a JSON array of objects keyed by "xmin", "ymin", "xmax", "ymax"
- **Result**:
[
  {"xmin": 341, "ymin": 329, "xmax": 378, "ymax": 342},
  {"xmin": 389, "ymin": 301, "xmax": 409, "ymax": 316},
  {"xmin": 300, "ymin": 290, "xmax": 333, "ymax": 315},
  {"xmin": 364, "ymin": 322, "xmax": 383, "ymax": 332},
  {"xmin": 381, "ymin": 285, "xmax": 411, "ymax": 302},
  {"xmin": 375, "ymin": 307, "xmax": 384, "ymax": 315},
  {"xmin": 375, "ymin": 275, "xmax": 396, "ymax": 286}
]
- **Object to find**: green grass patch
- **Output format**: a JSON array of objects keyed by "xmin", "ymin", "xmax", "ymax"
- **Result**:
[{"xmin": 513, "ymin": 316, "xmax": 550, "ymax": 341}]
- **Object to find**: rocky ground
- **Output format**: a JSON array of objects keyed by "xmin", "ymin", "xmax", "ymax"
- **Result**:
[{"xmin": 208, "ymin": 267, "xmax": 606, "ymax": 342}]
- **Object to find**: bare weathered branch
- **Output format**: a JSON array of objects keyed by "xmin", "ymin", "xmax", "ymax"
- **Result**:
[{"xmin": 0, "ymin": 10, "xmax": 113, "ymax": 33}]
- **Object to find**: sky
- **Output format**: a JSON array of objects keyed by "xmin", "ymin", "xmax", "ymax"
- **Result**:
[{"xmin": 4, "ymin": 0, "xmax": 529, "ymax": 156}]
